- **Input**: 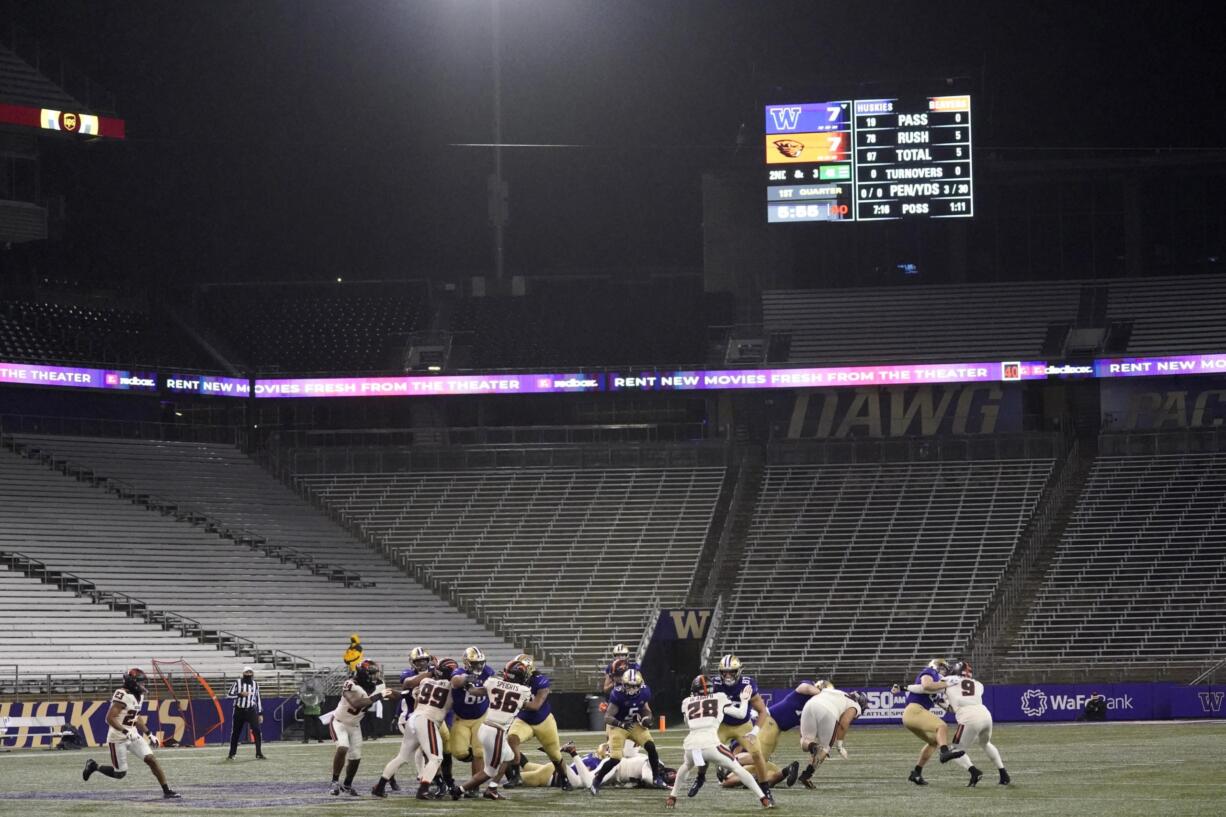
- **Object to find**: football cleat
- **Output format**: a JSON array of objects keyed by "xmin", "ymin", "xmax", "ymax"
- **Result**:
[
  {"xmin": 939, "ymin": 746, "xmax": 965, "ymax": 764},
  {"xmin": 388, "ymin": 776, "xmax": 401, "ymax": 791},
  {"xmin": 799, "ymin": 764, "xmax": 816, "ymax": 789},
  {"xmin": 483, "ymin": 787, "xmax": 506, "ymax": 800},
  {"xmin": 329, "ymin": 782, "xmax": 342, "ymax": 796},
  {"xmin": 449, "ymin": 784, "xmax": 464, "ymax": 800},
  {"xmin": 999, "ymin": 769, "xmax": 1012, "ymax": 785},
  {"xmin": 162, "ymin": 789, "xmax": 181, "ymax": 799},
  {"xmin": 908, "ymin": 770, "xmax": 928, "ymax": 786},
  {"xmin": 688, "ymin": 769, "xmax": 705, "ymax": 797},
  {"xmin": 760, "ymin": 795, "xmax": 775, "ymax": 809},
  {"xmin": 717, "ymin": 654, "xmax": 742, "ymax": 683},
  {"xmin": 342, "ymin": 785, "xmax": 360, "ymax": 797},
  {"xmin": 370, "ymin": 784, "xmax": 387, "ymax": 798},
  {"xmin": 784, "ymin": 761, "xmax": 800, "ymax": 787},
  {"xmin": 968, "ymin": 766, "xmax": 983, "ymax": 787},
  {"xmin": 83, "ymin": 759, "xmax": 98, "ymax": 781},
  {"xmin": 560, "ymin": 740, "xmax": 578, "ymax": 756}
]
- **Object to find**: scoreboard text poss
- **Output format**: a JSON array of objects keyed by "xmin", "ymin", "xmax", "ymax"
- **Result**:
[{"xmin": 765, "ymin": 95, "xmax": 972, "ymax": 222}]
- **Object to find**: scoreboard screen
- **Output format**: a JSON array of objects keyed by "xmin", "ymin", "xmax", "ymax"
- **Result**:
[{"xmin": 765, "ymin": 94, "xmax": 972, "ymax": 223}]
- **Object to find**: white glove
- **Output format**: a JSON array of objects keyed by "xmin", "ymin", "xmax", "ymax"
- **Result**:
[
  {"xmin": 834, "ymin": 740, "xmax": 847, "ymax": 759},
  {"xmin": 148, "ymin": 734, "xmax": 161, "ymax": 749}
]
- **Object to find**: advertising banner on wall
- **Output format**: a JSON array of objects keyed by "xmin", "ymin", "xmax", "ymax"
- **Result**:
[
  {"xmin": 780, "ymin": 383, "xmax": 1022, "ymax": 438},
  {"xmin": 0, "ymin": 696, "xmax": 297, "ymax": 749}
]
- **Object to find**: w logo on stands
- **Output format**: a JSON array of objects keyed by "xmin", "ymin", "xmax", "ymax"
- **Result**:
[
  {"xmin": 667, "ymin": 610, "xmax": 712, "ymax": 639},
  {"xmin": 1020, "ymin": 689, "xmax": 1049, "ymax": 717},
  {"xmin": 768, "ymin": 107, "xmax": 803, "ymax": 131},
  {"xmin": 1198, "ymin": 692, "xmax": 1224, "ymax": 713}
]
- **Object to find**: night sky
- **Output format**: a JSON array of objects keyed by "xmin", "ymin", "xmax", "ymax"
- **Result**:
[{"xmin": 9, "ymin": 1, "xmax": 1225, "ymax": 284}]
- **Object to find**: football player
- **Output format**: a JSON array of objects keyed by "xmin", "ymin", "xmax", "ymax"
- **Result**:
[
  {"xmin": 327, "ymin": 659, "xmax": 383, "ymax": 796},
  {"xmin": 720, "ymin": 677, "xmax": 828, "ymax": 791},
  {"xmin": 899, "ymin": 658, "xmax": 965, "ymax": 785},
  {"xmin": 374, "ymin": 657, "xmax": 458, "ymax": 799},
  {"xmin": 592, "ymin": 669, "xmax": 667, "ymax": 790},
  {"xmin": 941, "ymin": 661, "xmax": 1010, "ymax": 787},
  {"xmin": 602, "ymin": 643, "xmax": 641, "ymax": 694},
  {"xmin": 796, "ymin": 688, "xmax": 866, "ymax": 785},
  {"xmin": 703, "ymin": 655, "xmax": 772, "ymax": 792},
  {"xmin": 82, "ymin": 668, "xmax": 179, "ymax": 799},
  {"xmin": 448, "ymin": 646, "xmax": 494, "ymax": 776},
  {"xmin": 457, "ymin": 659, "xmax": 535, "ymax": 800},
  {"xmin": 666, "ymin": 675, "xmax": 772, "ymax": 809},
  {"xmin": 506, "ymin": 654, "xmax": 571, "ymax": 789}
]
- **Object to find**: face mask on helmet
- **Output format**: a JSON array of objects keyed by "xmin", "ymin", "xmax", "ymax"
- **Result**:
[{"xmin": 124, "ymin": 669, "xmax": 147, "ymax": 697}]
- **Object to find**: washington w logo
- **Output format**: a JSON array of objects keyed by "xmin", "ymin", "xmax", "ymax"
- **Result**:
[
  {"xmin": 668, "ymin": 610, "xmax": 711, "ymax": 639},
  {"xmin": 1198, "ymin": 692, "xmax": 1224, "ymax": 713},
  {"xmin": 768, "ymin": 107, "xmax": 803, "ymax": 131},
  {"xmin": 1020, "ymin": 689, "xmax": 1049, "ymax": 717}
]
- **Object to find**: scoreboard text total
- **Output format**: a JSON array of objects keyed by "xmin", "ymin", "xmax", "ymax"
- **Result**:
[{"xmin": 765, "ymin": 95, "xmax": 972, "ymax": 223}]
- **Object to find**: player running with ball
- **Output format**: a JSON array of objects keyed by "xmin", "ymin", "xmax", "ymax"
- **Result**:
[
  {"xmin": 666, "ymin": 675, "xmax": 773, "ymax": 809},
  {"xmin": 82, "ymin": 668, "xmax": 179, "ymax": 799}
]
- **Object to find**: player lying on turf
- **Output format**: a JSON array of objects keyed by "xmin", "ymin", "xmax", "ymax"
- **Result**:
[
  {"xmin": 939, "ymin": 661, "xmax": 1011, "ymax": 787},
  {"xmin": 666, "ymin": 675, "xmax": 773, "ymax": 809},
  {"xmin": 326, "ymin": 659, "xmax": 383, "ymax": 796},
  {"xmin": 518, "ymin": 740, "xmax": 677, "ymax": 789},
  {"xmin": 796, "ymin": 688, "xmax": 867, "ymax": 786},
  {"xmin": 82, "ymin": 668, "xmax": 179, "ymax": 799},
  {"xmin": 897, "ymin": 658, "xmax": 965, "ymax": 785},
  {"xmin": 591, "ymin": 668, "xmax": 668, "ymax": 790}
]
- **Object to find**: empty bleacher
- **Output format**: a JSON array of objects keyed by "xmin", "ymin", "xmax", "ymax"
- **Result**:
[
  {"xmin": 0, "ymin": 563, "xmax": 239, "ymax": 679},
  {"xmin": 198, "ymin": 281, "xmax": 428, "ymax": 372},
  {"xmin": 297, "ymin": 464, "xmax": 726, "ymax": 677},
  {"xmin": 712, "ymin": 458, "xmax": 1054, "ymax": 685},
  {"xmin": 1104, "ymin": 274, "xmax": 1226, "ymax": 355},
  {"xmin": 763, "ymin": 281, "xmax": 1083, "ymax": 364},
  {"xmin": 1006, "ymin": 453, "xmax": 1226, "ymax": 673},
  {"xmin": 1, "ymin": 436, "xmax": 514, "ymax": 669}
]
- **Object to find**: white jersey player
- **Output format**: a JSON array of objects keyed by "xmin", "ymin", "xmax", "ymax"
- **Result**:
[
  {"xmin": 941, "ymin": 661, "xmax": 1010, "ymax": 786},
  {"xmin": 797, "ymin": 688, "xmax": 866, "ymax": 783},
  {"xmin": 374, "ymin": 656, "xmax": 459, "ymax": 800},
  {"xmin": 457, "ymin": 660, "xmax": 535, "ymax": 800},
  {"xmin": 666, "ymin": 675, "xmax": 772, "ymax": 809},
  {"xmin": 328, "ymin": 659, "xmax": 383, "ymax": 796},
  {"xmin": 82, "ymin": 668, "xmax": 179, "ymax": 798}
]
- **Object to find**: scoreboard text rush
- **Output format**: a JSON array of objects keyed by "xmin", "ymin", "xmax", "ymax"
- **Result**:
[{"xmin": 765, "ymin": 94, "xmax": 972, "ymax": 223}]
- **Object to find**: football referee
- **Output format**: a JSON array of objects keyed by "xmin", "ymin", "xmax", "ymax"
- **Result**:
[{"xmin": 226, "ymin": 666, "xmax": 266, "ymax": 759}]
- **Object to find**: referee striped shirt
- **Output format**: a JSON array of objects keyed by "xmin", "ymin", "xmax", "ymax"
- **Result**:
[{"xmin": 228, "ymin": 678, "xmax": 261, "ymax": 710}]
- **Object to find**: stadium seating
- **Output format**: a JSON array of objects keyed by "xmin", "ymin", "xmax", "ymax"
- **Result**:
[
  {"xmin": 763, "ymin": 281, "xmax": 1083, "ymax": 364},
  {"xmin": 711, "ymin": 458, "xmax": 1054, "ymax": 685},
  {"xmin": 0, "ymin": 436, "xmax": 515, "ymax": 669},
  {"xmin": 0, "ymin": 296, "xmax": 206, "ymax": 368},
  {"xmin": 451, "ymin": 276, "xmax": 728, "ymax": 367},
  {"xmin": 1104, "ymin": 274, "xmax": 1226, "ymax": 355},
  {"xmin": 1005, "ymin": 453, "xmax": 1226, "ymax": 672},
  {"xmin": 0, "ymin": 563, "xmax": 241, "ymax": 680},
  {"xmin": 297, "ymin": 464, "xmax": 727, "ymax": 677},
  {"xmin": 197, "ymin": 282, "xmax": 428, "ymax": 372}
]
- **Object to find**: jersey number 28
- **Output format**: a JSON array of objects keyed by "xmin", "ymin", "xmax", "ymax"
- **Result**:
[{"xmin": 686, "ymin": 698, "xmax": 720, "ymax": 719}]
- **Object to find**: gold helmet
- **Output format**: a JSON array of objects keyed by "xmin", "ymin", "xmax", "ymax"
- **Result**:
[
  {"xmin": 717, "ymin": 654, "xmax": 743, "ymax": 683},
  {"xmin": 409, "ymin": 646, "xmax": 433, "ymax": 673},
  {"xmin": 463, "ymin": 646, "xmax": 486, "ymax": 673},
  {"xmin": 612, "ymin": 643, "xmax": 632, "ymax": 660},
  {"xmin": 513, "ymin": 653, "xmax": 536, "ymax": 674},
  {"xmin": 927, "ymin": 657, "xmax": 950, "ymax": 674},
  {"xmin": 621, "ymin": 668, "xmax": 644, "ymax": 694}
]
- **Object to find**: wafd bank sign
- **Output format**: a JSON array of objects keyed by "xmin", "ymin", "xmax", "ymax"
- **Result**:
[{"xmin": 758, "ymin": 684, "xmax": 1226, "ymax": 724}]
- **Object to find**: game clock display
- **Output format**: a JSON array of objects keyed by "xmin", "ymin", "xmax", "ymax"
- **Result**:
[{"xmin": 764, "ymin": 94, "xmax": 972, "ymax": 223}]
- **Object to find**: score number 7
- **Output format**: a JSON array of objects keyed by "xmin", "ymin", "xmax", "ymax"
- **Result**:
[{"xmin": 826, "ymin": 105, "xmax": 842, "ymax": 123}]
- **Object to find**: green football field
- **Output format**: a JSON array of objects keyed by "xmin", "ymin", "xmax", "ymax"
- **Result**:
[{"xmin": 1, "ymin": 722, "xmax": 1223, "ymax": 817}]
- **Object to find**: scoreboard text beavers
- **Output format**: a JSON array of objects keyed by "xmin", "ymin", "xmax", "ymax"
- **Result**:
[{"xmin": 765, "ymin": 95, "xmax": 972, "ymax": 222}]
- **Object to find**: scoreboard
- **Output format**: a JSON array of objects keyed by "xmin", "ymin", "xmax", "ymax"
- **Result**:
[{"xmin": 765, "ymin": 94, "xmax": 972, "ymax": 222}]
